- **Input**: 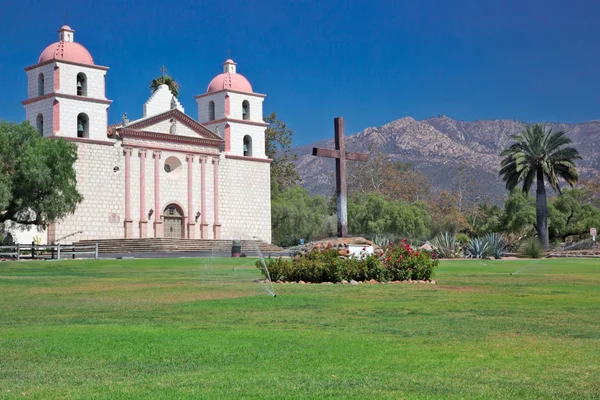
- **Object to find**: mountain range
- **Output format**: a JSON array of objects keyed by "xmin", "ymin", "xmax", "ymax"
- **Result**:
[{"xmin": 291, "ymin": 116, "xmax": 600, "ymax": 203}]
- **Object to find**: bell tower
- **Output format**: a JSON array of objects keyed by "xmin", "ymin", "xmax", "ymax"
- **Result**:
[
  {"xmin": 195, "ymin": 59, "xmax": 267, "ymax": 158},
  {"xmin": 22, "ymin": 25, "xmax": 112, "ymax": 141}
]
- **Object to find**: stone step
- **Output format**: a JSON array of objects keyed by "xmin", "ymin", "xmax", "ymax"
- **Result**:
[{"xmin": 73, "ymin": 238, "xmax": 282, "ymax": 255}]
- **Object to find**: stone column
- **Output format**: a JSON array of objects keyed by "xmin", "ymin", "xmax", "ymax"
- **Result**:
[
  {"xmin": 200, "ymin": 156, "xmax": 208, "ymax": 239},
  {"xmin": 123, "ymin": 148, "xmax": 133, "ymax": 238},
  {"xmin": 212, "ymin": 157, "xmax": 221, "ymax": 239},
  {"xmin": 153, "ymin": 151, "xmax": 163, "ymax": 237},
  {"xmin": 138, "ymin": 149, "xmax": 148, "ymax": 238},
  {"xmin": 186, "ymin": 154, "xmax": 195, "ymax": 239}
]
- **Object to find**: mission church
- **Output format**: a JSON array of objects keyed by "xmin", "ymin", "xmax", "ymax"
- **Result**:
[{"xmin": 22, "ymin": 25, "xmax": 272, "ymax": 243}]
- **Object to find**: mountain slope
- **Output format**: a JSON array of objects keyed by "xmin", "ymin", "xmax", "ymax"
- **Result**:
[{"xmin": 292, "ymin": 116, "xmax": 600, "ymax": 202}]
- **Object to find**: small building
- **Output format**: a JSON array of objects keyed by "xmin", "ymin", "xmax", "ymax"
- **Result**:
[{"xmin": 22, "ymin": 26, "xmax": 272, "ymax": 243}]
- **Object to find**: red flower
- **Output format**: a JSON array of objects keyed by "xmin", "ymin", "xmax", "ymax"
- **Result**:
[
  {"xmin": 346, "ymin": 249, "xmax": 350, "ymax": 253},
  {"xmin": 408, "ymin": 268, "xmax": 413, "ymax": 271},
  {"xmin": 362, "ymin": 247, "xmax": 366, "ymax": 251}
]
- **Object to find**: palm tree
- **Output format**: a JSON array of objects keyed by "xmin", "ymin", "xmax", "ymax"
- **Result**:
[
  {"xmin": 149, "ymin": 75, "xmax": 179, "ymax": 97},
  {"xmin": 499, "ymin": 123, "xmax": 581, "ymax": 249}
]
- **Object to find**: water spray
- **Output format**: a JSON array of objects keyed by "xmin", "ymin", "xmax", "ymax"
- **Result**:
[
  {"xmin": 250, "ymin": 237, "xmax": 277, "ymax": 297},
  {"xmin": 510, "ymin": 258, "xmax": 543, "ymax": 275}
]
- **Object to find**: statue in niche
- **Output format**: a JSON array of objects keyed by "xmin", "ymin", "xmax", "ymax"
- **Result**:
[
  {"xmin": 170, "ymin": 96, "xmax": 177, "ymax": 110},
  {"xmin": 169, "ymin": 119, "xmax": 177, "ymax": 135}
]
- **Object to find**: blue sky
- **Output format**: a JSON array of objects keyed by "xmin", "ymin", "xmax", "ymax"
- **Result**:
[{"xmin": 1, "ymin": 0, "xmax": 599, "ymax": 146}]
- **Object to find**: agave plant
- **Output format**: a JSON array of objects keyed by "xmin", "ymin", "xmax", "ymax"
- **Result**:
[
  {"xmin": 485, "ymin": 232, "xmax": 507, "ymax": 259},
  {"xmin": 466, "ymin": 237, "xmax": 491, "ymax": 259},
  {"xmin": 373, "ymin": 234, "xmax": 391, "ymax": 248},
  {"xmin": 430, "ymin": 232, "xmax": 462, "ymax": 258}
]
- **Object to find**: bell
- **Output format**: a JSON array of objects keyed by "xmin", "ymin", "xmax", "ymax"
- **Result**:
[
  {"xmin": 77, "ymin": 119, "xmax": 84, "ymax": 133},
  {"xmin": 77, "ymin": 80, "xmax": 82, "ymax": 89},
  {"xmin": 243, "ymin": 144, "xmax": 248, "ymax": 152}
]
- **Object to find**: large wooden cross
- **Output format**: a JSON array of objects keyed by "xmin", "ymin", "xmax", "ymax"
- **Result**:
[{"xmin": 312, "ymin": 117, "xmax": 369, "ymax": 237}]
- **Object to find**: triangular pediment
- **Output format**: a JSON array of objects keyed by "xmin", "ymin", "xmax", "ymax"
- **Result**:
[{"xmin": 124, "ymin": 109, "xmax": 223, "ymax": 141}]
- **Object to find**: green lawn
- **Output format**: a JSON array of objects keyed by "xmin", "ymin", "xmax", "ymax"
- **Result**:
[{"xmin": 1, "ymin": 257, "xmax": 599, "ymax": 399}]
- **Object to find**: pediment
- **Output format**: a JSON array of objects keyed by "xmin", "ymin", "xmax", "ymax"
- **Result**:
[{"xmin": 125, "ymin": 109, "xmax": 223, "ymax": 141}]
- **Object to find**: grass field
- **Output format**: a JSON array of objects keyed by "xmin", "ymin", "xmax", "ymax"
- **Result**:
[{"xmin": 1, "ymin": 257, "xmax": 599, "ymax": 399}]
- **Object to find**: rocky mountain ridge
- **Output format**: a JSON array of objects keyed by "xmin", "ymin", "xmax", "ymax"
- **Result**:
[{"xmin": 291, "ymin": 116, "xmax": 600, "ymax": 203}]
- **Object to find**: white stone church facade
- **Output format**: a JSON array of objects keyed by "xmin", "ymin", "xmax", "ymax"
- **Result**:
[{"xmin": 22, "ymin": 26, "xmax": 272, "ymax": 243}]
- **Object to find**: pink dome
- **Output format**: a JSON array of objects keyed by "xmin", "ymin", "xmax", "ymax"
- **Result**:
[
  {"xmin": 38, "ymin": 41, "xmax": 94, "ymax": 65},
  {"xmin": 207, "ymin": 73, "xmax": 253, "ymax": 93}
]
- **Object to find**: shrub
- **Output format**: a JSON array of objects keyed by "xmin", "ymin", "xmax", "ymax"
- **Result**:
[
  {"xmin": 430, "ymin": 232, "xmax": 462, "ymax": 258},
  {"xmin": 257, "ymin": 239, "xmax": 438, "ymax": 283},
  {"xmin": 384, "ymin": 239, "xmax": 438, "ymax": 281},
  {"xmin": 456, "ymin": 233, "xmax": 470, "ymax": 245},
  {"xmin": 519, "ymin": 237, "xmax": 544, "ymax": 259},
  {"xmin": 466, "ymin": 237, "xmax": 490, "ymax": 259},
  {"xmin": 485, "ymin": 233, "xmax": 507, "ymax": 259}
]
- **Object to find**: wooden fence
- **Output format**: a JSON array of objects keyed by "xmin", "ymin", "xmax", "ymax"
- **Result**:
[{"xmin": 0, "ymin": 242, "xmax": 98, "ymax": 261}]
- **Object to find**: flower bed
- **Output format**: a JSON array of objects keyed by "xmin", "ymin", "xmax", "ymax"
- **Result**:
[{"xmin": 257, "ymin": 239, "xmax": 438, "ymax": 284}]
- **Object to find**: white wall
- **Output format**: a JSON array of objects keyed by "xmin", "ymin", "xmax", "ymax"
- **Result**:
[
  {"xmin": 220, "ymin": 157, "xmax": 271, "ymax": 242},
  {"xmin": 49, "ymin": 142, "xmax": 125, "ymax": 242},
  {"xmin": 227, "ymin": 121, "xmax": 266, "ymax": 158},
  {"xmin": 196, "ymin": 92, "xmax": 226, "ymax": 124},
  {"xmin": 24, "ymin": 97, "xmax": 54, "ymax": 137},
  {"xmin": 142, "ymin": 119, "xmax": 205, "ymax": 139},
  {"xmin": 143, "ymin": 84, "xmax": 184, "ymax": 117},
  {"xmin": 57, "ymin": 63, "xmax": 107, "ymax": 99},
  {"xmin": 26, "ymin": 63, "xmax": 56, "ymax": 99},
  {"xmin": 57, "ymin": 97, "xmax": 109, "ymax": 141}
]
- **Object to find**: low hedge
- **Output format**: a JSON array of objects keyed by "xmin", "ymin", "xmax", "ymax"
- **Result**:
[{"xmin": 257, "ymin": 239, "xmax": 438, "ymax": 283}]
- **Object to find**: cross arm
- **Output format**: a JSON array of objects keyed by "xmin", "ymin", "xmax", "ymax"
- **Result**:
[
  {"xmin": 345, "ymin": 152, "xmax": 369, "ymax": 162},
  {"xmin": 312, "ymin": 147, "xmax": 369, "ymax": 162},
  {"xmin": 312, "ymin": 148, "xmax": 340, "ymax": 159}
]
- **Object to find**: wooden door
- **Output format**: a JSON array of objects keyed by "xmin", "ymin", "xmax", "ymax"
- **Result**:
[{"xmin": 163, "ymin": 204, "xmax": 183, "ymax": 239}]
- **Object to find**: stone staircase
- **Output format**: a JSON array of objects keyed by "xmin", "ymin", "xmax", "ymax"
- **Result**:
[{"xmin": 74, "ymin": 238, "xmax": 282, "ymax": 256}]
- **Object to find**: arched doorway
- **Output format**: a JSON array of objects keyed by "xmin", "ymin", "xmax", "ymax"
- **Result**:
[{"xmin": 163, "ymin": 204, "xmax": 184, "ymax": 239}]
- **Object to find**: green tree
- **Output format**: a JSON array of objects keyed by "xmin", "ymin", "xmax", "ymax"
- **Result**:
[
  {"xmin": 348, "ymin": 192, "xmax": 431, "ymax": 240},
  {"xmin": 502, "ymin": 191, "xmax": 536, "ymax": 237},
  {"xmin": 467, "ymin": 202, "xmax": 503, "ymax": 236},
  {"xmin": 0, "ymin": 121, "xmax": 82, "ymax": 227},
  {"xmin": 271, "ymin": 186, "xmax": 327, "ymax": 247},
  {"xmin": 550, "ymin": 189, "xmax": 600, "ymax": 241},
  {"xmin": 264, "ymin": 113, "xmax": 300, "ymax": 193},
  {"xmin": 499, "ymin": 124, "xmax": 581, "ymax": 249},
  {"xmin": 150, "ymin": 74, "xmax": 180, "ymax": 97}
]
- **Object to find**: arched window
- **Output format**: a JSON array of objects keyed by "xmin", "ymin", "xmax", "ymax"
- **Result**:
[
  {"xmin": 77, "ymin": 113, "xmax": 89, "ymax": 138},
  {"xmin": 38, "ymin": 73, "xmax": 45, "ymax": 96},
  {"xmin": 243, "ymin": 135, "xmax": 252, "ymax": 157},
  {"xmin": 208, "ymin": 101, "xmax": 215, "ymax": 121},
  {"xmin": 36, "ymin": 114, "xmax": 44, "ymax": 136},
  {"xmin": 77, "ymin": 73, "xmax": 87, "ymax": 96},
  {"xmin": 242, "ymin": 100, "xmax": 250, "ymax": 120}
]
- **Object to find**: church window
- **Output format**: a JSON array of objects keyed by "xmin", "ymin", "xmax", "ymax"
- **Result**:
[
  {"xmin": 208, "ymin": 101, "xmax": 215, "ymax": 121},
  {"xmin": 242, "ymin": 100, "xmax": 250, "ymax": 120},
  {"xmin": 164, "ymin": 156, "xmax": 182, "ymax": 178},
  {"xmin": 36, "ymin": 114, "xmax": 43, "ymax": 136},
  {"xmin": 243, "ymin": 135, "xmax": 252, "ymax": 157},
  {"xmin": 77, "ymin": 113, "xmax": 89, "ymax": 138},
  {"xmin": 77, "ymin": 73, "xmax": 87, "ymax": 96},
  {"xmin": 38, "ymin": 73, "xmax": 45, "ymax": 96}
]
